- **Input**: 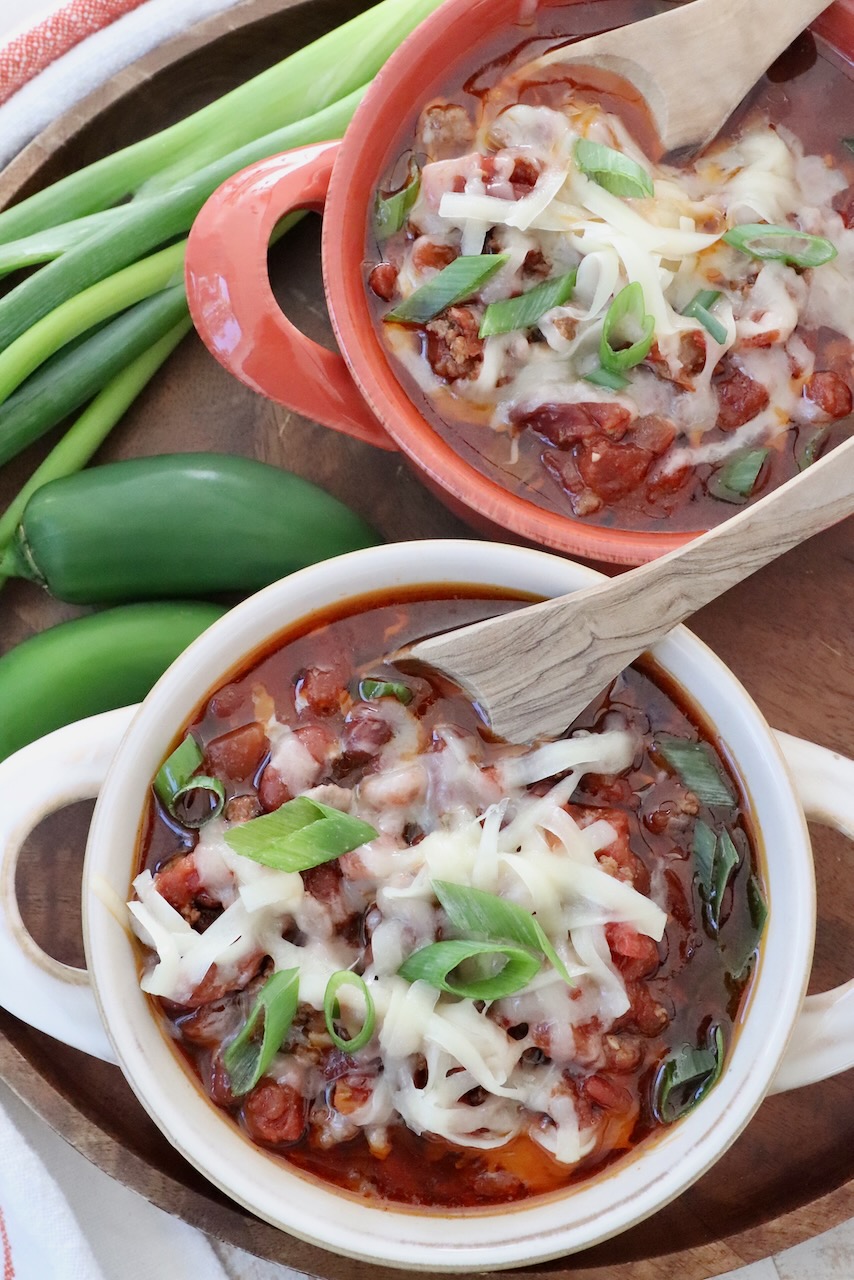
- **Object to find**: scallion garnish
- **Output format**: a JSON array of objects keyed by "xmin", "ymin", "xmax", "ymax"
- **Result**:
[
  {"xmin": 384, "ymin": 253, "xmax": 509, "ymax": 324},
  {"xmin": 722, "ymin": 223, "xmax": 837, "ymax": 269},
  {"xmin": 323, "ymin": 971, "xmax": 376, "ymax": 1053},
  {"xmin": 574, "ymin": 137, "xmax": 654, "ymax": 199},
  {"xmin": 707, "ymin": 448, "xmax": 768, "ymax": 503},
  {"xmin": 657, "ymin": 737, "xmax": 736, "ymax": 807},
  {"xmin": 583, "ymin": 363, "xmax": 630, "ymax": 391},
  {"xmin": 358, "ymin": 677, "xmax": 412, "ymax": 705},
  {"xmin": 711, "ymin": 828, "xmax": 740, "ymax": 928},
  {"xmin": 223, "ymin": 968, "xmax": 299, "ymax": 1096},
  {"xmin": 224, "ymin": 795, "xmax": 377, "ymax": 871},
  {"xmin": 692, "ymin": 819, "xmax": 717, "ymax": 895},
  {"xmin": 726, "ymin": 874, "xmax": 769, "ymax": 980},
  {"xmin": 797, "ymin": 426, "xmax": 829, "ymax": 471},
  {"xmin": 478, "ymin": 269, "xmax": 577, "ymax": 338},
  {"xmin": 681, "ymin": 289, "xmax": 728, "ymax": 345},
  {"xmin": 600, "ymin": 282, "xmax": 655, "ymax": 372},
  {"xmin": 153, "ymin": 734, "xmax": 225, "ymax": 828},
  {"xmin": 374, "ymin": 161, "xmax": 420, "ymax": 240},
  {"xmin": 398, "ymin": 938, "xmax": 541, "ymax": 999},
  {"xmin": 652, "ymin": 1023, "xmax": 725, "ymax": 1123},
  {"xmin": 844, "ymin": 139, "xmax": 854, "ymax": 154},
  {"xmin": 433, "ymin": 880, "xmax": 572, "ymax": 985}
]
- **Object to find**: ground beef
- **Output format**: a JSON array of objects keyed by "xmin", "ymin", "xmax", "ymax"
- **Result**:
[{"xmin": 425, "ymin": 306, "xmax": 484, "ymax": 380}]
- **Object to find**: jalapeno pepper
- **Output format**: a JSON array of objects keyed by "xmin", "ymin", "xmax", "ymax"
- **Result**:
[
  {"xmin": 0, "ymin": 453, "xmax": 381, "ymax": 604},
  {"xmin": 0, "ymin": 601, "xmax": 225, "ymax": 760}
]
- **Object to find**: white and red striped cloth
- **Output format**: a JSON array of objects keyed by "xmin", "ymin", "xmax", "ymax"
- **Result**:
[{"xmin": 0, "ymin": 0, "xmax": 245, "ymax": 165}]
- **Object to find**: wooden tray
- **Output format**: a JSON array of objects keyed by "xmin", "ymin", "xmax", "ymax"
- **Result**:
[{"xmin": 0, "ymin": 2, "xmax": 852, "ymax": 1276}]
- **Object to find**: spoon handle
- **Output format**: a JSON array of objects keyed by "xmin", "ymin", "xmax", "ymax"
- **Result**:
[
  {"xmin": 532, "ymin": 0, "xmax": 830, "ymax": 152},
  {"xmin": 410, "ymin": 435, "xmax": 854, "ymax": 741}
]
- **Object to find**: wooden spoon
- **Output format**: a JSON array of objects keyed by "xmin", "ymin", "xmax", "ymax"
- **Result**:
[
  {"xmin": 513, "ymin": 0, "xmax": 830, "ymax": 152},
  {"xmin": 406, "ymin": 436, "xmax": 854, "ymax": 742}
]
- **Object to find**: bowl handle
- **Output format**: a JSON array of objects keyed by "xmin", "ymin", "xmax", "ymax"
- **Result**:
[
  {"xmin": 185, "ymin": 140, "xmax": 396, "ymax": 452},
  {"xmin": 770, "ymin": 731, "xmax": 854, "ymax": 1093},
  {"xmin": 0, "ymin": 707, "xmax": 138, "ymax": 1064}
]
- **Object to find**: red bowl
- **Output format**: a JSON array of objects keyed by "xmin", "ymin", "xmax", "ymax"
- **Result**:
[{"xmin": 185, "ymin": 0, "xmax": 854, "ymax": 564}]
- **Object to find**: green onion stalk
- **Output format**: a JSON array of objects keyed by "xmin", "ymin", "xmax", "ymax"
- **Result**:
[
  {"xmin": 0, "ymin": 0, "xmax": 446, "ymax": 244},
  {"xmin": 0, "ymin": 87, "xmax": 365, "ymax": 350}
]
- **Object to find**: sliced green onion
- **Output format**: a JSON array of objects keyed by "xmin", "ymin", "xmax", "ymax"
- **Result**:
[
  {"xmin": 0, "ymin": 0, "xmax": 446, "ymax": 243},
  {"xmin": 0, "ymin": 285, "xmax": 189, "ymax": 468},
  {"xmin": 323, "ymin": 971, "xmax": 376, "ymax": 1053},
  {"xmin": 710, "ymin": 829, "xmax": 740, "ymax": 929},
  {"xmin": 433, "ymin": 880, "xmax": 572, "ymax": 985},
  {"xmin": 223, "ymin": 968, "xmax": 299, "ymax": 1096},
  {"xmin": 653, "ymin": 1024, "xmax": 725, "ymax": 1123},
  {"xmin": 657, "ymin": 737, "xmax": 736, "ymax": 807},
  {"xmin": 398, "ymin": 938, "xmax": 541, "ymax": 999},
  {"xmin": 224, "ymin": 795, "xmax": 377, "ymax": 871},
  {"xmin": 153, "ymin": 734, "xmax": 224, "ymax": 827},
  {"xmin": 682, "ymin": 289, "xmax": 728, "ymax": 345},
  {"xmin": 0, "ymin": 317, "xmax": 191, "ymax": 559},
  {"xmin": 600, "ymin": 282, "xmax": 655, "ymax": 372},
  {"xmin": 574, "ymin": 137, "xmax": 654, "ymax": 199},
  {"xmin": 478, "ymin": 269, "xmax": 577, "ymax": 338},
  {"xmin": 727, "ymin": 874, "xmax": 768, "ymax": 980},
  {"xmin": 154, "ymin": 735, "xmax": 203, "ymax": 803},
  {"xmin": 583, "ymin": 363, "xmax": 630, "ymax": 391},
  {"xmin": 374, "ymin": 162, "xmax": 420, "ymax": 240},
  {"xmin": 797, "ymin": 426, "xmax": 829, "ymax": 472},
  {"xmin": 707, "ymin": 448, "xmax": 768, "ymax": 504},
  {"xmin": 358, "ymin": 677, "xmax": 412, "ymax": 704},
  {"xmin": 692, "ymin": 819, "xmax": 717, "ymax": 896},
  {"xmin": 844, "ymin": 139, "xmax": 854, "ymax": 155},
  {"xmin": 384, "ymin": 253, "xmax": 509, "ymax": 324},
  {"xmin": 722, "ymin": 223, "xmax": 837, "ymax": 269}
]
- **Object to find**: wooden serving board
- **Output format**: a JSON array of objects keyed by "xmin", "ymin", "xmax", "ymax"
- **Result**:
[{"xmin": 0, "ymin": 1, "xmax": 852, "ymax": 1276}]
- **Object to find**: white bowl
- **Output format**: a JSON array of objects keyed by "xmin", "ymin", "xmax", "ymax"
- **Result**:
[{"xmin": 2, "ymin": 540, "xmax": 854, "ymax": 1271}]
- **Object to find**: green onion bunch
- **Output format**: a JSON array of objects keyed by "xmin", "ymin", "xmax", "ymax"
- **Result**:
[{"xmin": 0, "ymin": 0, "xmax": 445, "ymax": 555}]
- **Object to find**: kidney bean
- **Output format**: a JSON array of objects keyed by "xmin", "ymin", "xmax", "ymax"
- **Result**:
[
  {"xmin": 341, "ymin": 703, "xmax": 393, "ymax": 764},
  {"xmin": 302, "ymin": 861, "xmax": 343, "ymax": 903},
  {"xmin": 411, "ymin": 238, "xmax": 459, "ymax": 272},
  {"xmin": 243, "ymin": 1079, "xmax": 308, "ymax": 1145},
  {"xmin": 804, "ymin": 369, "xmax": 853, "ymax": 419},
  {"xmin": 205, "ymin": 721, "xmax": 267, "ymax": 781},
  {"xmin": 258, "ymin": 764, "xmax": 292, "ymax": 811},
  {"xmin": 368, "ymin": 262, "xmax": 399, "ymax": 301},
  {"xmin": 295, "ymin": 661, "xmax": 347, "ymax": 716}
]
